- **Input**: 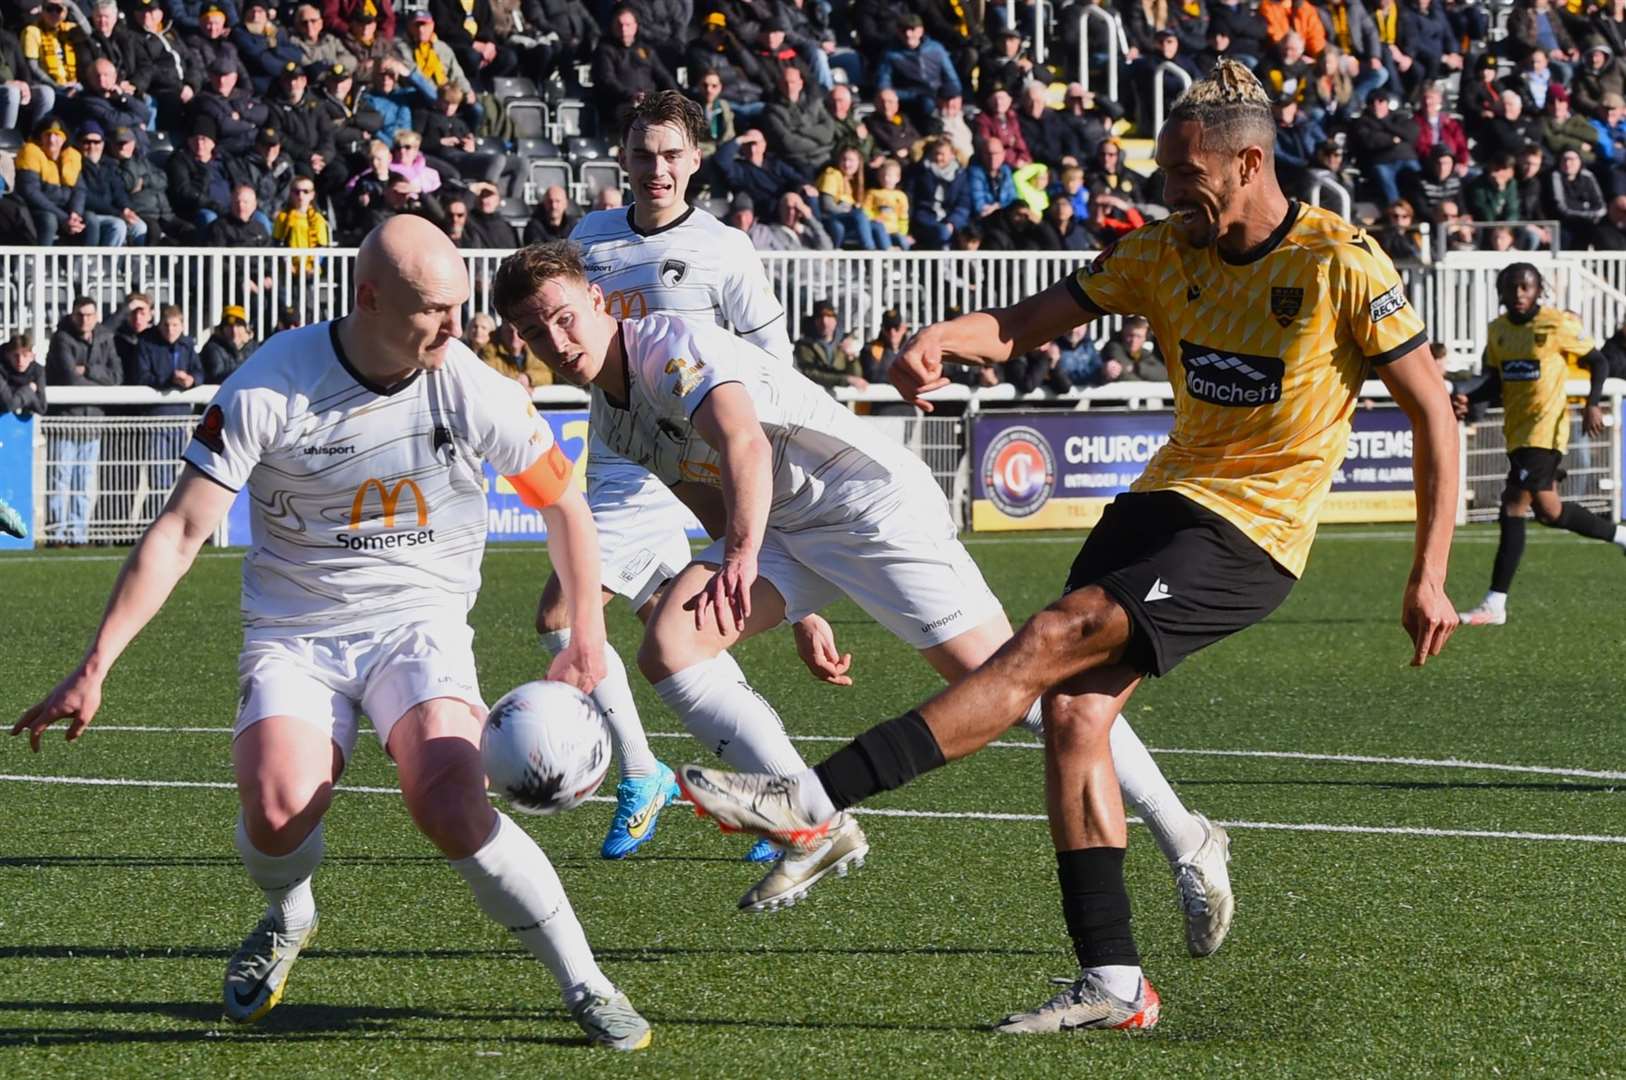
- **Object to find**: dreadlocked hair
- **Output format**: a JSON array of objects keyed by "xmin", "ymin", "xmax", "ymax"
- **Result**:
[{"xmin": 1165, "ymin": 59, "xmax": 1276, "ymax": 155}]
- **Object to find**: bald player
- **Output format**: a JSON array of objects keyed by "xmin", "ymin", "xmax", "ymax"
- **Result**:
[{"xmin": 12, "ymin": 218, "xmax": 654, "ymax": 1051}]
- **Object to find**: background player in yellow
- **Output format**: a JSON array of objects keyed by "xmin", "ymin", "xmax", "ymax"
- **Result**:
[
  {"xmin": 1453, "ymin": 263, "xmax": 1626, "ymax": 627},
  {"xmin": 678, "ymin": 59, "xmax": 1462, "ymax": 1034}
]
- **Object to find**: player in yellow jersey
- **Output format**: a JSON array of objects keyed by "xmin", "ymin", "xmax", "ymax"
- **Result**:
[
  {"xmin": 676, "ymin": 60, "xmax": 1462, "ymax": 1033},
  {"xmin": 1452, "ymin": 263, "xmax": 1626, "ymax": 627}
]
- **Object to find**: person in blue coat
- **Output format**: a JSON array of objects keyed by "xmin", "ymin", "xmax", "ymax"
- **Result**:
[
  {"xmin": 907, "ymin": 136, "xmax": 972, "ymax": 249},
  {"xmin": 875, "ymin": 14, "xmax": 961, "ymax": 120},
  {"xmin": 130, "ymin": 304, "xmax": 204, "ymax": 518}
]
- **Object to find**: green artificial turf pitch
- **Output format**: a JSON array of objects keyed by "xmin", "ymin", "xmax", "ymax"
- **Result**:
[{"xmin": 1, "ymin": 525, "xmax": 1622, "ymax": 1078}]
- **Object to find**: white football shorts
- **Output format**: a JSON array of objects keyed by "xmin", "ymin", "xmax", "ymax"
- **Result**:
[
  {"xmin": 587, "ymin": 449, "xmax": 698, "ymax": 610},
  {"xmin": 234, "ymin": 618, "xmax": 484, "ymax": 761},
  {"xmin": 695, "ymin": 487, "xmax": 1002, "ymax": 650}
]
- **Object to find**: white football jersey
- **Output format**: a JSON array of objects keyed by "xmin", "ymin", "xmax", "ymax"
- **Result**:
[
  {"xmin": 571, "ymin": 206, "xmax": 792, "ymax": 364},
  {"xmin": 594, "ymin": 313, "xmax": 934, "ymax": 532},
  {"xmin": 184, "ymin": 322, "xmax": 553, "ymax": 635}
]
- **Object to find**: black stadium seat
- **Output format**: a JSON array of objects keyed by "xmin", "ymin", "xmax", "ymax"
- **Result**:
[
  {"xmin": 565, "ymin": 136, "xmax": 608, "ymax": 162},
  {"xmin": 505, "ymin": 98, "xmax": 549, "ymax": 142},
  {"xmin": 525, "ymin": 159, "xmax": 572, "ymax": 200},
  {"xmin": 492, "ymin": 76, "xmax": 538, "ymax": 100},
  {"xmin": 515, "ymin": 137, "xmax": 558, "ymax": 157}
]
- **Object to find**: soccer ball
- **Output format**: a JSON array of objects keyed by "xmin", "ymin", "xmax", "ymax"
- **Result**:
[{"xmin": 481, "ymin": 680, "xmax": 611, "ymax": 815}]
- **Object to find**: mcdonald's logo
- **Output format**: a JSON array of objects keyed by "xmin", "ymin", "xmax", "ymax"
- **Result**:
[{"xmin": 349, "ymin": 478, "xmax": 429, "ymax": 529}]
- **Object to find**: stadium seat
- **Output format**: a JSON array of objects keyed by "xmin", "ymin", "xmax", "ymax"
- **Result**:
[
  {"xmin": 492, "ymin": 76, "xmax": 539, "ymax": 100},
  {"xmin": 476, "ymin": 135, "xmax": 508, "ymax": 155},
  {"xmin": 515, "ymin": 137, "xmax": 558, "ymax": 157},
  {"xmin": 148, "ymin": 147, "xmax": 173, "ymax": 171},
  {"xmin": 0, "ymin": 129, "xmax": 21, "ymax": 152},
  {"xmin": 150, "ymin": 129, "xmax": 173, "ymax": 149},
  {"xmin": 525, "ymin": 159, "xmax": 572, "ymax": 200},
  {"xmin": 553, "ymin": 98, "xmax": 591, "ymax": 140},
  {"xmin": 506, "ymin": 98, "xmax": 549, "ymax": 142},
  {"xmin": 579, "ymin": 160, "xmax": 624, "ymax": 202},
  {"xmin": 565, "ymin": 135, "xmax": 608, "ymax": 161}
]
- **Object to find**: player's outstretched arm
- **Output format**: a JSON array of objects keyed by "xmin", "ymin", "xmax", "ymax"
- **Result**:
[
  {"xmin": 538, "ymin": 484, "xmax": 608, "ymax": 694},
  {"xmin": 1379, "ymin": 344, "xmax": 1461, "ymax": 667},
  {"xmin": 891, "ymin": 279, "xmax": 1095, "ymax": 412},
  {"xmin": 688, "ymin": 383, "xmax": 771, "ymax": 634},
  {"xmin": 12, "ymin": 466, "xmax": 236, "ymax": 750}
]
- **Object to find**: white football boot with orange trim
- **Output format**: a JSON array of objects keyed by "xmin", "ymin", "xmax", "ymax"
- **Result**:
[{"xmin": 994, "ymin": 972, "xmax": 1162, "ymax": 1035}]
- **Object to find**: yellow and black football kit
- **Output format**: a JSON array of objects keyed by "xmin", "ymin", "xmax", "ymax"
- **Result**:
[
  {"xmin": 1481, "ymin": 307, "xmax": 1595, "ymax": 492},
  {"xmin": 1060, "ymin": 200, "xmax": 1428, "ymax": 675}
]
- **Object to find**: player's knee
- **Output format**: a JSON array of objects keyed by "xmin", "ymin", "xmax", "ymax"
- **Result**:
[
  {"xmin": 1021, "ymin": 596, "xmax": 1116, "ymax": 664},
  {"xmin": 636, "ymin": 624, "xmax": 700, "ymax": 683},
  {"xmin": 401, "ymin": 757, "xmax": 494, "ymax": 859},
  {"xmin": 241, "ymin": 782, "xmax": 331, "ymax": 853},
  {"xmin": 534, "ymin": 574, "xmax": 568, "ymax": 636},
  {"xmin": 1042, "ymin": 693, "xmax": 1116, "ymax": 751},
  {"xmin": 1532, "ymin": 502, "xmax": 1562, "ymax": 526}
]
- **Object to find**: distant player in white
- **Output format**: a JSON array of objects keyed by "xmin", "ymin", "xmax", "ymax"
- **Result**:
[
  {"xmin": 12, "ymin": 219, "xmax": 653, "ymax": 1051},
  {"xmin": 533, "ymin": 91, "xmax": 843, "ymax": 862},
  {"xmin": 495, "ymin": 243, "xmax": 1237, "ymax": 932}
]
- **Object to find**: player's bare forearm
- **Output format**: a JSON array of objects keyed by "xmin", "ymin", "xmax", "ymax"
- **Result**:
[
  {"xmin": 930, "ymin": 280, "xmax": 1095, "ymax": 366},
  {"xmin": 84, "ymin": 467, "xmax": 231, "ymax": 679},
  {"xmin": 718, "ymin": 429, "xmax": 771, "ymax": 561},
  {"xmin": 540, "ymin": 487, "xmax": 606, "ymax": 648}
]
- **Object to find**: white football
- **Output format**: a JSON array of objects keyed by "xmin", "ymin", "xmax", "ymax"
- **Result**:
[{"xmin": 481, "ymin": 680, "xmax": 611, "ymax": 815}]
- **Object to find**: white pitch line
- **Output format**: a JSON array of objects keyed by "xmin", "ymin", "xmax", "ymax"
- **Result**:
[
  {"xmin": 79, "ymin": 725, "xmax": 1626, "ymax": 782},
  {"xmin": 3, "ymin": 772, "xmax": 1621, "ymax": 845}
]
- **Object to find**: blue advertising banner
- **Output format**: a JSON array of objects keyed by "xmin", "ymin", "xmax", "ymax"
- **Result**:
[
  {"xmin": 971, "ymin": 407, "xmax": 1417, "ymax": 531},
  {"xmin": 224, "ymin": 409, "xmax": 706, "ymax": 545},
  {"xmin": 0, "ymin": 415, "xmax": 32, "ymax": 550}
]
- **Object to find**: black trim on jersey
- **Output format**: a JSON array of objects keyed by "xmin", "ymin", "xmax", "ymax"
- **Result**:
[
  {"xmin": 329, "ymin": 319, "xmax": 423, "ymax": 397},
  {"xmin": 1065, "ymin": 274, "xmax": 1108, "ymax": 317},
  {"xmin": 627, "ymin": 205, "xmax": 697, "ymax": 238},
  {"xmin": 182, "ymin": 460, "xmax": 240, "ymax": 494},
  {"xmin": 736, "ymin": 311, "xmax": 785, "ymax": 337},
  {"xmin": 1367, "ymin": 329, "xmax": 1429, "ymax": 367},
  {"xmin": 601, "ymin": 321, "xmax": 634, "ymax": 409},
  {"xmin": 1219, "ymin": 199, "xmax": 1301, "ymax": 266}
]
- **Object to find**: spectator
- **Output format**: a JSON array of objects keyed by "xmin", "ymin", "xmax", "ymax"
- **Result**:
[
  {"xmin": 466, "ymin": 182, "xmax": 518, "ymax": 247},
  {"xmin": 427, "ymin": 0, "xmax": 520, "ymax": 89},
  {"xmin": 1549, "ymin": 147, "xmax": 1607, "ymax": 247},
  {"xmin": 712, "ymin": 128, "xmax": 812, "ymax": 213},
  {"xmin": 1414, "ymin": 84, "xmax": 1469, "ymax": 167},
  {"xmin": 689, "ymin": 66, "xmax": 737, "ymax": 155},
  {"xmin": 868, "ymin": 87, "xmax": 924, "ymax": 159},
  {"xmin": 1052, "ymin": 323, "xmax": 1106, "ymax": 388},
  {"xmin": 463, "ymin": 311, "xmax": 494, "ymax": 354},
  {"xmin": 131, "ymin": 0, "xmax": 203, "ymax": 129},
  {"xmin": 726, "ymin": 189, "xmax": 755, "ymax": 233},
  {"xmin": 1133, "ymin": 28, "xmax": 1203, "ymax": 131},
  {"xmin": 399, "ymin": 9, "xmax": 475, "ymax": 105},
  {"xmin": 1590, "ymin": 92, "xmax": 1626, "ymax": 177},
  {"xmin": 1, "ymin": 26, "xmax": 55, "ymax": 135},
  {"xmin": 1045, "ymin": 195, "xmax": 1091, "ymax": 250},
  {"xmin": 236, "ymin": 1, "xmax": 306, "ymax": 90},
  {"xmin": 1594, "ymin": 194, "xmax": 1626, "ymax": 247},
  {"xmin": 1373, "ymin": 198, "xmax": 1426, "ymax": 263},
  {"xmin": 71, "ymin": 58, "xmax": 151, "ymax": 149},
  {"xmin": 270, "ymin": 61, "xmax": 343, "ymax": 187},
  {"xmin": 1481, "ymin": 88, "xmax": 1538, "ymax": 162},
  {"xmin": 200, "ymin": 304, "xmax": 258, "ymax": 383},
  {"xmin": 1052, "ymin": 163, "xmax": 1090, "ymax": 219},
  {"xmin": 906, "ymin": 137, "xmax": 970, "ymax": 248},
  {"xmin": 1539, "ymin": 85, "xmax": 1601, "ymax": 165},
  {"xmin": 1272, "ymin": 92, "xmax": 1324, "ymax": 195},
  {"xmin": 763, "ymin": 63, "xmax": 838, "ymax": 179},
  {"xmin": 1, "ymin": 334, "xmax": 46, "ymax": 419},
  {"xmin": 80, "ymin": 0, "xmax": 142, "ymax": 91},
  {"xmin": 1351, "ymin": 93, "xmax": 1420, "ymax": 205},
  {"xmin": 326, "ymin": 0, "xmax": 397, "ymax": 41},
  {"xmin": 746, "ymin": 17, "xmax": 806, "ymax": 103},
  {"xmin": 861, "ymin": 308, "xmax": 907, "ymax": 383},
  {"xmin": 422, "ymin": 83, "xmax": 502, "ymax": 186},
  {"xmin": 535, "ymin": 0, "xmax": 599, "ymax": 79},
  {"xmin": 441, "ymin": 192, "xmax": 477, "ymax": 246},
  {"xmin": 875, "ymin": 13, "xmax": 960, "ymax": 120},
  {"xmin": 590, "ymin": 5, "xmax": 678, "ymax": 128},
  {"xmin": 863, "ymin": 157, "xmax": 913, "ymax": 248},
  {"xmin": 591, "ymin": 186, "xmax": 623, "ymax": 210},
  {"xmin": 1460, "ymin": 52, "xmax": 1505, "ymax": 141},
  {"xmin": 1082, "ymin": 191, "xmax": 1146, "ymax": 245},
  {"xmin": 480, "ymin": 319, "xmax": 552, "ymax": 388},
  {"xmin": 825, "ymin": 83, "xmax": 875, "ymax": 159},
  {"xmin": 15, "ymin": 117, "xmax": 86, "ymax": 247},
  {"xmin": 171, "ymin": 0, "xmax": 242, "ymax": 36},
  {"xmin": 388, "ymin": 129, "xmax": 443, "ymax": 193},
  {"xmin": 1209, "ymin": 0, "xmax": 1268, "ymax": 66},
  {"xmin": 982, "ymin": 199, "xmax": 1053, "ymax": 251},
  {"xmin": 975, "ymin": 86, "xmax": 1032, "ymax": 169},
  {"xmin": 1057, "ymin": 84, "xmax": 1117, "ymax": 163},
  {"xmin": 1465, "ymin": 152, "xmax": 1522, "ymax": 225},
  {"xmin": 1399, "ymin": 0, "xmax": 1463, "ymax": 83},
  {"xmin": 1368, "ymin": 0, "xmax": 1417, "ymax": 93},
  {"xmin": 186, "ymin": 4, "xmax": 251, "ymax": 86},
  {"xmin": 336, "ymin": 8, "xmax": 396, "ymax": 84},
  {"xmin": 1259, "ymin": 0, "xmax": 1325, "ymax": 58},
  {"xmin": 168, "ymin": 116, "xmax": 235, "ymax": 234},
  {"xmin": 1303, "ymin": 44, "xmax": 1353, "ymax": 123},
  {"xmin": 686, "ymin": 15, "xmax": 770, "ymax": 117},
  {"xmin": 1006, "ymin": 337, "xmax": 1073, "ymax": 394},
  {"xmin": 816, "ymin": 145, "xmax": 889, "ymax": 249},
  {"xmin": 224, "ymin": 125, "xmax": 294, "ymax": 223},
  {"xmin": 1408, "ymin": 144, "xmax": 1464, "ymax": 222},
  {"xmin": 1574, "ymin": 38, "xmax": 1626, "ymax": 119},
  {"xmin": 360, "ymin": 59, "xmax": 426, "ymax": 145},
  {"xmin": 272, "ymin": 175, "xmax": 332, "ymax": 257},
  {"xmin": 75, "ymin": 120, "xmax": 146, "ymax": 246},
  {"xmin": 1599, "ymin": 0, "xmax": 1626, "ymax": 57},
  {"xmin": 113, "ymin": 292, "xmax": 154, "ymax": 382},
  {"xmin": 113, "ymin": 126, "xmax": 173, "ymax": 242},
  {"xmin": 45, "ymin": 297, "xmax": 119, "ymax": 545},
  {"xmin": 1103, "ymin": 316, "xmax": 1167, "ymax": 381},
  {"xmin": 192, "ymin": 58, "xmax": 265, "ymax": 157},
  {"xmin": 1509, "ymin": 0, "xmax": 1580, "ymax": 78},
  {"xmin": 131, "ymin": 304, "xmax": 203, "ymax": 518},
  {"xmin": 291, "ymin": 4, "xmax": 359, "ymax": 75},
  {"xmin": 1016, "ymin": 82, "xmax": 1068, "ymax": 170},
  {"xmin": 1263, "ymin": 31, "xmax": 1314, "ymax": 102},
  {"xmin": 1087, "ymin": 139, "xmax": 1145, "ymax": 204},
  {"xmin": 1508, "ymin": 49, "xmax": 1555, "ymax": 112},
  {"xmin": 934, "ymin": 91, "xmax": 975, "ymax": 164},
  {"xmin": 524, "ymin": 183, "xmax": 578, "ymax": 243},
  {"xmin": 794, "ymin": 298, "xmax": 866, "ymax": 391},
  {"xmin": 314, "ymin": 61, "xmax": 382, "ymax": 159},
  {"xmin": 21, "ymin": 1, "xmax": 82, "ymax": 95},
  {"xmin": 211, "ymin": 183, "xmax": 274, "ymax": 245},
  {"xmin": 1309, "ymin": 132, "xmax": 1359, "ymax": 197},
  {"xmin": 1512, "ymin": 144, "xmax": 1552, "ymax": 241},
  {"xmin": 747, "ymin": 189, "xmax": 831, "ymax": 250},
  {"xmin": 976, "ymin": 26, "xmax": 1029, "ymax": 98},
  {"xmin": 967, "ymin": 135, "xmax": 1017, "ymax": 219}
]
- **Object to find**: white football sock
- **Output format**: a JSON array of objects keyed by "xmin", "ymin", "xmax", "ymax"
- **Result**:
[
  {"xmin": 1086, "ymin": 964, "xmax": 1145, "ymax": 1001},
  {"xmin": 1016, "ymin": 698, "xmax": 1044, "ymax": 736},
  {"xmin": 234, "ymin": 815, "xmax": 321, "ymax": 932},
  {"xmin": 651, "ymin": 653, "xmax": 808, "ymax": 774},
  {"xmin": 1614, "ymin": 525, "xmax": 1626, "ymax": 549},
  {"xmin": 450, "ymin": 811, "xmax": 616, "ymax": 1005},
  {"xmin": 540, "ymin": 628, "xmax": 658, "ymax": 779},
  {"xmin": 1110, "ymin": 716, "xmax": 1206, "ymax": 865},
  {"xmin": 1482, "ymin": 590, "xmax": 1508, "ymax": 613}
]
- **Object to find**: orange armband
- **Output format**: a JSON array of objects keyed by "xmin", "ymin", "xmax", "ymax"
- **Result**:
[{"xmin": 506, "ymin": 443, "xmax": 573, "ymax": 510}]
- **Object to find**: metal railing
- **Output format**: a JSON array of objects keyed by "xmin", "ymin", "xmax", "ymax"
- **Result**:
[
  {"xmin": 1307, "ymin": 173, "xmax": 1353, "ymax": 220},
  {"xmin": 1076, "ymin": 4, "xmax": 1123, "ymax": 102},
  {"xmin": 1462, "ymin": 406, "xmax": 1616, "ymax": 521},
  {"xmin": 1150, "ymin": 60, "xmax": 1195, "ymax": 138}
]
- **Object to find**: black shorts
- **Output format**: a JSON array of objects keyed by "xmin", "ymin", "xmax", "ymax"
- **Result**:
[
  {"xmin": 1505, "ymin": 447, "xmax": 1565, "ymax": 493},
  {"xmin": 1064, "ymin": 490, "xmax": 1297, "ymax": 677}
]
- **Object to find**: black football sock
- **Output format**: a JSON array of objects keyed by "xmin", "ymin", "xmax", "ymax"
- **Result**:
[
  {"xmin": 812, "ymin": 710, "xmax": 945, "ymax": 811},
  {"xmin": 1490, "ymin": 511, "xmax": 1526, "ymax": 594},
  {"xmin": 1057, "ymin": 847, "xmax": 1139, "ymax": 970},
  {"xmin": 1549, "ymin": 502, "xmax": 1617, "ymax": 542}
]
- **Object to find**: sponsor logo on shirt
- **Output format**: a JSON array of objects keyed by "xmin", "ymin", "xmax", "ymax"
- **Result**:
[
  {"xmin": 665, "ymin": 356, "xmax": 706, "ymax": 398},
  {"xmin": 980, "ymin": 425, "xmax": 1056, "ymax": 518},
  {"xmin": 194, "ymin": 404, "xmax": 226, "ymax": 454},
  {"xmin": 303, "ymin": 445, "xmax": 357, "ymax": 456},
  {"xmin": 340, "ymin": 477, "xmax": 435, "ymax": 550},
  {"xmin": 1179, "ymin": 341, "xmax": 1286, "ymax": 407},
  {"xmin": 1370, "ymin": 282, "xmax": 1407, "ymax": 324},
  {"xmin": 1501, "ymin": 359, "xmax": 1541, "ymax": 381},
  {"xmin": 660, "ymin": 258, "xmax": 688, "ymax": 286}
]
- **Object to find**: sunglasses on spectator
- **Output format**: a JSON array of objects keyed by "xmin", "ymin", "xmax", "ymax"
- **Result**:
[
  {"xmin": 294, "ymin": 185, "xmax": 315, "ymax": 193},
  {"xmin": 80, "ymin": 136, "xmax": 102, "ymax": 145}
]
